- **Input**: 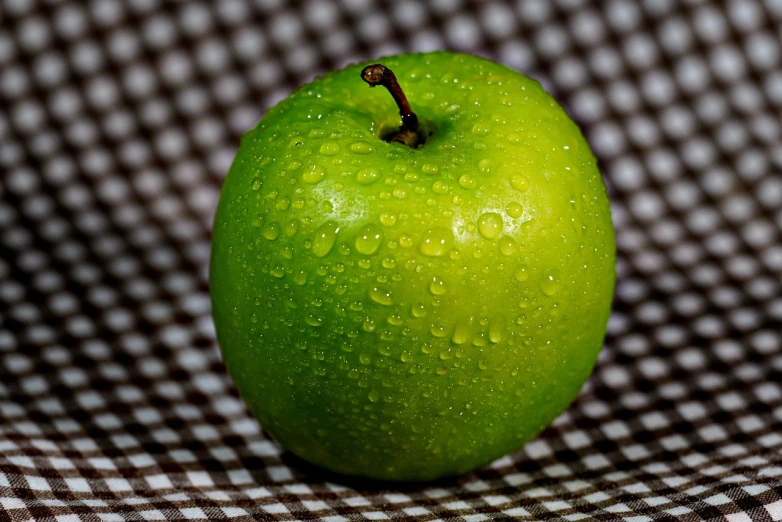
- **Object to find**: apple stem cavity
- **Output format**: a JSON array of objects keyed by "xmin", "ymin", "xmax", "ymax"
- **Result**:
[{"xmin": 361, "ymin": 64, "xmax": 425, "ymax": 149}]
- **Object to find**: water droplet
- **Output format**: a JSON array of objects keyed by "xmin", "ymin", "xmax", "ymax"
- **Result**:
[
  {"xmin": 514, "ymin": 266, "xmax": 529, "ymax": 282},
  {"xmin": 432, "ymin": 181, "xmax": 449, "ymax": 194},
  {"xmin": 354, "ymin": 224, "xmax": 382, "ymax": 255},
  {"xmin": 499, "ymin": 236, "xmax": 517, "ymax": 256},
  {"xmin": 356, "ymin": 168, "xmax": 379, "ymax": 185},
  {"xmin": 387, "ymin": 313, "xmax": 403, "ymax": 325},
  {"xmin": 350, "ymin": 141, "xmax": 373, "ymax": 154},
  {"xmin": 363, "ymin": 318, "xmax": 376, "ymax": 332},
  {"xmin": 478, "ymin": 212, "xmax": 503, "ymax": 239},
  {"xmin": 369, "ymin": 287, "xmax": 393, "ymax": 306},
  {"xmin": 302, "ymin": 164, "xmax": 327, "ymax": 184},
  {"xmin": 458, "ymin": 174, "xmax": 476, "ymax": 189},
  {"xmin": 419, "ymin": 228, "xmax": 453, "ymax": 257},
  {"xmin": 319, "ymin": 141, "xmax": 340, "ymax": 156},
  {"xmin": 452, "ymin": 322, "xmax": 470, "ymax": 345},
  {"xmin": 399, "ymin": 234, "xmax": 413, "ymax": 248},
  {"xmin": 436, "ymin": 367, "xmax": 448, "ymax": 375},
  {"xmin": 368, "ymin": 390, "xmax": 379, "ymax": 402},
  {"xmin": 471, "ymin": 123, "xmax": 490, "ymax": 136},
  {"xmin": 251, "ymin": 179, "xmax": 262, "ymax": 191},
  {"xmin": 262, "ymin": 221, "xmax": 280, "ymax": 240},
  {"xmin": 411, "ymin": 303, "xmax": 427, "ymax": 318},
  {"xmin": 430, "ymin": 324, "xmax": 448, "ymax": 337},
  {"xmin": 421, "ymin": 163, "xmax": 439, "ymax": 175},
  {"xmin": 379, "ymin": 213, "xmax": 397, "ymax": 227},
  {"xmin": 392, "ymin": 188, "xmax": 408, "ymax": 199},
  {"xmin": 511, "ymin": 174, "xmax": 529, "ymax": 192},
  {"xmin": 381, "ymin": 257, "xmax": 396, "ymax": 269},
  {"xmin": 429, "ymin": 276, "xmax": 447, "ymax": 295},
  {"xmin": 305, "ymin": 314, "xmax": 323, "ymax": 327},
  {"xmin": 294, "ymin": 270, "xmax": 308, "ymax": 285},
  {"xmin": 541, "ymin": 269, "xmax": 561, "ymax": 296},
  {"xmin": 378, "ymin": 344, "xmax": 392, "ymax": 356},
  {"xmin": 489, "ymin": 318, "xmax": 505, "ymax": 343},
  {"xmin": 400, "ymin": 352, "xmax": 413, "ymax": 363},
  {"xmin": 312, "ymin": 221, "xmax": 339, "ymax": 257},
  {"xmin": 360, "ymin": 353, "xmax": 372, "ymax": 365},
  {"xmin": 506, "ymin": 201, "xmax": 523, "ymax": 218}
]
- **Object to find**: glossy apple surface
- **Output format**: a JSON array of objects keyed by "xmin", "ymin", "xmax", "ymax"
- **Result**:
[{"xmin": 211, "ymin": 52, "xmax": 615, "ymax": 481}]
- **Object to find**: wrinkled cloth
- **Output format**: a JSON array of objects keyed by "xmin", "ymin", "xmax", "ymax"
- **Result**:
[{"xmin": 1, "ymin": 1, "xmax": 782, "ymax": 520}]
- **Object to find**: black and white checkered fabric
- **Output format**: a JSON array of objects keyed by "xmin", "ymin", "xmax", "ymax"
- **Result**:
[{"xmin": 2, "ymin": 1, "xmax": 782, "ymax": 520}]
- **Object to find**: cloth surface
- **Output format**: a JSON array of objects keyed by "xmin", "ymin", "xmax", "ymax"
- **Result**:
[{"xmin": 1, "ymin": 1, "xmax": 782, "ymax": 520}]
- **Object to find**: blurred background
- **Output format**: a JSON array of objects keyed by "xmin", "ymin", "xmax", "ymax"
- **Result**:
[{"xmin": 1, "ymin": 1, "xmax": 781, "ymax": 520}]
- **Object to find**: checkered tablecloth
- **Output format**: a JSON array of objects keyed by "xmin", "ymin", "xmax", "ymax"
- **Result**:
[{"xmin": 1, "ymin": 0, "xmax": 782, "ymax": 520}]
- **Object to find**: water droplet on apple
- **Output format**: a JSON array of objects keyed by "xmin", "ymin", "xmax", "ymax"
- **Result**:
[
  {"xmin": 305, "ymin": 314, "xmax": 323, "ymax": 327},
  {"xmin": 368, "ymin": 390, "xmax": 379, "ymax": 402},
  {"xmin": 432, "ymin": 181, "xmax": 449, "ymax": 194},
  {"xmin": 363, "ymin": 318, "xmax": 376, "ymax": 332},
  {"xmin": 399, "ymin": 234, "xmax": 413, "ymax": 248},
  {"xmin": 319, "ymin": 141, "xmax": 340, "ymax": 156},
  {"xmin": 421, "ymin": 163, "xmax": 439, "ymax": 175},
  {"xmin": 294, "ymin": 270, "xmax": 308, "ymax": 285},
  {"xmin": 354, "ymin": 224, "xmax": 382, "ymax": 255},
  {"xmin": 499, "ymin": 236, "xmax": 516, "ymax": 256},
  {"xmin": 369, "ymin": 286, "xmax": 393, "ymax": 306},
  {"xmin": 356, "ymin": 168, "xmax": 379, "ymax": 185},
  {"xmin": 478, "ymin": 212, "xmax": 503, "ymax": 239},
  {"xmin": 471, "ymin": 123, "xmax": 490, "ymax": 136},
  {"xmin": 411, "ymin": 303, "xmax": 427, "ymax": 318},
  {"xmin": 350, "ymin": 141, "xmax": 373, "ymax": 154},
  {"xmin": 451, "ymin": 322, "xmax": 470, "ymax": 345},
  {"xmin": 379, "ymin": 213, "xmax": 397, "ymax": 227},
  {"xmin": 540, "ymin": 269, "xmax": 561, "ymax": 296},
  {"xmin": 302, "ymin": 164, "xmax": 326, "ymax": 184},
  {"xmin": 430, "ymin": 324, "xmax": 448, "ymax": 337},
  {"xmin": 514, "ymin": 266, "xmax": 529, "ymax": 281},
  {"xmin": 458, "ymin": 174, "xmax": 476, "ymax": 189},
  {"xmin": 511, "ymin": 174, "xmax": 529, "ymax": 192},
  {"xmin": 489, "ymin": 318, "xmax": 505, "ymax": 343},
  {"xmin": 418, "ymin": 228, "xmax": 453, "ymax": 256},
  {"xmin": 251, "ymin": 179, "xmax": 262, "ymax": 191},
  {"xmin": 262, "ymin": 221, "xmax": 280, "ymax": 240},
  {"xmin": 312, "ymin": 221, "xmax": 339, "ymax": 257},
  {"xmin": 429, "ymin": 276, "xmax": 447, "ymax": 295},
  {"xmin": 506, "ymin": 201, "xmax": 523, "ymax": 218}
]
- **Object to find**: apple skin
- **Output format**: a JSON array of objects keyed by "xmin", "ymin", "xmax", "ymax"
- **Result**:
[{"xmin": 211, "ymin": 52, "xmax": 615, "ymax": 481}]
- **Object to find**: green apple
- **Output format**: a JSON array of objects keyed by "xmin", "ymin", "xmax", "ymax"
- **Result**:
[{"xmin": 210, "ymin": 51, "xmax": 615, "ymax": 481}]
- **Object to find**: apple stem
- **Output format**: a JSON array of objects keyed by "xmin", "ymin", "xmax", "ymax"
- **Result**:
[{"xmin": 361, "ymin": 64, "xmax": 424, "ymax": 148}]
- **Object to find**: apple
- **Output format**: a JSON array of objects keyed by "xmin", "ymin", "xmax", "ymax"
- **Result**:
[{"xmin": 210, "ymin": 51, "xmax": 615, "ymax": 481}]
